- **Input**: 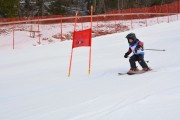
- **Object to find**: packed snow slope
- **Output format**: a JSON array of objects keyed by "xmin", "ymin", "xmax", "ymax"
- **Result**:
[{"xmin": 0, "ymin": 20, "xmax": 180, "ymax": 120}]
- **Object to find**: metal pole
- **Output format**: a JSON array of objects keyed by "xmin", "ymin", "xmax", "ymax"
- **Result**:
[{"xmin": 144, "ymin": 49, "xmax": 165, "ymax": 51}]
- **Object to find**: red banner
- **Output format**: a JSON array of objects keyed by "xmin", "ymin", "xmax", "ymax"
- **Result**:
[{"xmin": 72, "ymin": 28, "xmax": 92, "ymax": 48}]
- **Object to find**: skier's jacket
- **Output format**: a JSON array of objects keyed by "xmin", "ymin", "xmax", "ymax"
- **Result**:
[{"xmin": 127, "ymin": 39, "xmax": 144, "ymax": 55}]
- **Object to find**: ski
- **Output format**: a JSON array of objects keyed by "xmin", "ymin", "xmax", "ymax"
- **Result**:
[
  {"xmin": 118, "ymin": 72, "xmax": 143, "ymax": 75},
  {"xmin": 127, "ymin": 71, "xmax": 145, "ymax": 75},
  {"xmin": 118, "ymin": 68, "xmax": 153, "ymax": 76}
]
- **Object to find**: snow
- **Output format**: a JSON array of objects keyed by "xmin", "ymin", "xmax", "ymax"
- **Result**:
[{"xmin": 0, "ymin": 19, "xmax": 180, "ymax": 120}]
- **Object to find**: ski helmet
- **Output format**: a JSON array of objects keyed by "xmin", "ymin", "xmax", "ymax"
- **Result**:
[{"xmin": 126, "ymin": 33, "xmax": 137, "ymax": 41}]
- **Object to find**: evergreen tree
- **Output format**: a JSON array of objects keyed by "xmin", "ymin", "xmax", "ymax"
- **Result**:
[
  {"xmin": 0, "ymin": 0, "xmax": 19, "ymax": 17},
  {"xmin": 19, "ymin": 0, "xmax": 35, "ymax": 17},
  {"xmin": 0, "ymin": 0, "xmax": 178, "ymax": 17},
  {"xmin": 48, "ymin": 0, "xmax": 67, "ymax": 15}
]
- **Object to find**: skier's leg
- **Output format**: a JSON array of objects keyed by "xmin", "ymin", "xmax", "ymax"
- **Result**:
[
  {"xmin": 129, "ymin": 55, "xmax": 138, "ymax": 69},
  {"xmin": 137, "ymin": 54, "xmax": 149, "ymax": 69}
]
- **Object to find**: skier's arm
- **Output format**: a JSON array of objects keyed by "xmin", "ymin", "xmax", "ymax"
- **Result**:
[
  {"xmin": 124, "ymin": 48, "xmax": 132, "ymax": 58},
  {"xmin": 127, "ymin": 48, "xmax": 132, "ymax": 53},
  {"xmin": 138, "ymin": 41, "xmax": 143, "ymax": 47},
  {"xmin": 135, "ymin": 41, "xmax": 144, "ymax": 50}
]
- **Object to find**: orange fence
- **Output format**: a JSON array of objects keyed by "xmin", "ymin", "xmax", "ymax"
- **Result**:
[
  {"xmin": 0, "ymin": 1, "xmax": 180, "ymax": 50},
  {"xmin": 105, "ymin": 1, "xmax": 180, "ymax": 20},
  {"xmin": 106, "ymin": 1, "xmax": 180, "ymax": 14}
]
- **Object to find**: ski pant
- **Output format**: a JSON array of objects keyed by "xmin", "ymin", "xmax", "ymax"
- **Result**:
[{"xmin": 129, "ymin": 54, "xmax": 149, "ymax": 69}]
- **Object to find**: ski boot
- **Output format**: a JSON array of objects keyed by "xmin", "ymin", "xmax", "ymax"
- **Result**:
[{"xmin": 127, "ymin": 67, "xmax": 140, "ymax": 74}]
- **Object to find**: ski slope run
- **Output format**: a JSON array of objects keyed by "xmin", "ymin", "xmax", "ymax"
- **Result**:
[{"xmin": 0, "ymin": 20, "xmax": 180, "ymax": 120}]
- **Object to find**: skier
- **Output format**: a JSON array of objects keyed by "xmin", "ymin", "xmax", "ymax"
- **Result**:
[{"xmin": 124, "ymin": 33, "xmax": 150, "ymax": 73}]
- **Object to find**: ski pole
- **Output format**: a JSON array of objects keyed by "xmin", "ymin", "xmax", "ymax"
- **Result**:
[{"xmin": 144, "ymin": 49, "xmax": 165, "ymax": 51}]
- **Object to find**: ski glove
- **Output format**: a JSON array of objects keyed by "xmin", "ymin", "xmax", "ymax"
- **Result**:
[{"xmin": 124, "ymin": 52, "xmax": 130, "ymax": 58}]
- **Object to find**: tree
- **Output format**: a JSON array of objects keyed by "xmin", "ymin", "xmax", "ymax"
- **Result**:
[
  {"xmin": 18, "ymin": 0, "xmax": 36, "ymax": 17},
  {"xmin": 0, "ymin": 0, "xmax": 19, "ymax": 17},
  {"xmin": 90, "ymin": 0, "xmax": 106, "ymax": 14},
  {"xmin": 48, "ymin": 0, "xmax": 67, "ymax": 15},
  {"xmin": 36, "ymin": 0, "xmax": 45, "ymax": 16}
]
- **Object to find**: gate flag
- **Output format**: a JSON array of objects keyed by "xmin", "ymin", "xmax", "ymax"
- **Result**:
[
  {"xmin": 68, "ymin": 6, "xmax": 93, "ymax": 77},
  {"xmin": 72, "ymin": 28, "xmax": 92, "ymax": 48}
]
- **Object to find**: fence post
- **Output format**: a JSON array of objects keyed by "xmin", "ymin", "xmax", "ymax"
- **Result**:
[
  {"xmin": 60, "ymin": 16, "xmax": 63, "ymax": 41},
  {"xmin": 38, "ymin": 16, "xmax": 41, "ymax": 44},
  {"xmin": 166, "ymin": 4, "xmax": 170, "ymax": 23},
  {"xmin": 96, "ymin": 16, "xmax": 99, "ymax": 36},
  {"xmin": 113, "ymin": 10, "xmax": 117, "ymax": 33},
  {"xmin": 155, "ymin": 6, "xmax": 159, "ymax": 24},
  {"xmin": 177, "ymin": 1, "xmax": 180, "ymax": 20},
  {"xmin": 12, "ymin": 25, "xmax": 15, "ymax": 49},
  {"xmin": 179, "ymin": 0, "xmax": 180, "ymax": 20},
  {"xmin": 144, "ymin": 7, "xmax": 148, "ymax": 27},
  {"xmin": 130, "ymin": 8, "xmax": 133, "ymax": 30}
]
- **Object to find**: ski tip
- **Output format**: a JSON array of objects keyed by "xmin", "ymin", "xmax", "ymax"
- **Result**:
[{"xmin": 118, "ymin": 73, "xmax": 127, "ymax": 75}]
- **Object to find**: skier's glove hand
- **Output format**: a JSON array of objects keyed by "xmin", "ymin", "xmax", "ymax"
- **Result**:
[
  {"xmin": 135, "ymin": 45, "xmax": 141, "ymax": 53},
  {"xmin": 124, "ymin": 52, "xmax": 129, "ymax": 58}
]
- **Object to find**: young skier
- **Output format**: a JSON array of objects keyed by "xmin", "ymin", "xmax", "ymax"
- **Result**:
[{"xmin": 124, "ymin": 33, "xmax": 150, "ymax": 73}]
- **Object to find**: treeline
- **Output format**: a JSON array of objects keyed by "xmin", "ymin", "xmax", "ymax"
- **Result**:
[
  {"xmin": 0, "ymin": 0, "xmax": 178, "ymax": 18},
  {"xmin": 93, "ymin": 0, "xmax": 178, "ymax": 14}
]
